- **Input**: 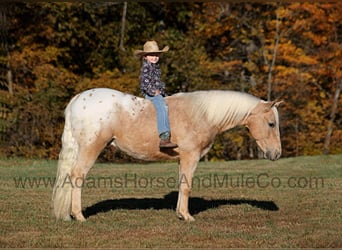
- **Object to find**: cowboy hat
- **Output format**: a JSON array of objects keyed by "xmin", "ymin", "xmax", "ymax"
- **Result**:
[{"xmin": 134, "ymin": 40, "xmax": 169, "ymax": 57}]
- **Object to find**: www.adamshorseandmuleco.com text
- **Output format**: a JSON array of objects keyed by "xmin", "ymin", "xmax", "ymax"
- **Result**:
[{"xmin": 13, "ymin": 173, "xmax": 325, "ymax": 190}]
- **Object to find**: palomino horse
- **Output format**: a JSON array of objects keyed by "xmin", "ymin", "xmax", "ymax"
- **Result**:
[{"xmin": 52, "ymin": 88, "xmax": 282, "ymax": 221}]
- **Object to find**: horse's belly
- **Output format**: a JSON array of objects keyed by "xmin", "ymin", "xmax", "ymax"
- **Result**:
[{"xmin": 111, "ymin": 137, "xmax": 179, "ymax": 161}]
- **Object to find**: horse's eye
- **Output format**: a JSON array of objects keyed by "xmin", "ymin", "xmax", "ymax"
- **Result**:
[{"xmin": 269, "ymin": 122, "xmax": 275, "ymax": 128}]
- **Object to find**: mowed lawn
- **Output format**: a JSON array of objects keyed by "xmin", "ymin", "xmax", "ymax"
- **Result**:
[{"xmin": 0, "ymin": 155, "xmax": 341, "ymax": 248}]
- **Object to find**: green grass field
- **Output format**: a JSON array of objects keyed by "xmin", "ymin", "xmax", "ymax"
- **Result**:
[{"xmin": 0, "ymin": 155, "xmax": 341, "ymax": 248}]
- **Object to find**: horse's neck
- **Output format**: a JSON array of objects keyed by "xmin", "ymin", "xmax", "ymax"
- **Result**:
[
  {"xmin": 216, "ymin": 111, "xmax": 249, "ymax": 133},
  {"xmin": 186, "ymin": 91, "xmax": 259, "ymax": 132}
]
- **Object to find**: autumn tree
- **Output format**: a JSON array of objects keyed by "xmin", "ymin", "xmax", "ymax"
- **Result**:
[
  {"xmin": 0, "ymin": 3, "xmax": 12, "ymax": 146},
  {"xmin": 280, "ymin": 3, "xmax": 342, "ymax": 155}
]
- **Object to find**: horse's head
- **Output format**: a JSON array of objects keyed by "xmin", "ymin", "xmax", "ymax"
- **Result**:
[{"xmin": 245, "ymin": 101, "xmax": 283, "ymax": 161}]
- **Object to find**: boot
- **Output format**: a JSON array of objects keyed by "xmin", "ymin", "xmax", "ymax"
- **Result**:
[
  {"xmin": 159, "ymin": 132, "xmax": 178, "ymax": 148},
  {"xmin": 159, "ymin": 138, "xmax": 178, "ymax": 148}
]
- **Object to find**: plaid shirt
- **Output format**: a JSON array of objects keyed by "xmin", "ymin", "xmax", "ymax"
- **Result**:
[{"xmin": 139, "ymin": 60, "xmax": 166, "ymax": 97}]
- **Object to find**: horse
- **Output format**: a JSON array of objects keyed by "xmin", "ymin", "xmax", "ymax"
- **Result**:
[{"xmin": 52, "ymin": 88, "xmax": 282, "ymax": 222}]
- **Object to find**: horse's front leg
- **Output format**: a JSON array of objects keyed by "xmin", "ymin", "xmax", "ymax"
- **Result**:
[{"xmin": 176, "ymin": 152, "xmax": 200, "ymax": 221}]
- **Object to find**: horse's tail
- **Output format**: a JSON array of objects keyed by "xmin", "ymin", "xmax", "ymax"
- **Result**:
[{"xmin": 52, "ymin": 95, "xmax": 79, "ymax": 220}]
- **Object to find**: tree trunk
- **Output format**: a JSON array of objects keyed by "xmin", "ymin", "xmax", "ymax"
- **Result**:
[
  {"xmin": 263, "ymin": 9, "xmax": 280, "ymax": 101},
  {"xmin": 119, "ymin": 2, "xmax": 127, "ymax": 52},
  {"xmin": 323, "ymin": 79, "xmax": 342, "ymax": 154}
]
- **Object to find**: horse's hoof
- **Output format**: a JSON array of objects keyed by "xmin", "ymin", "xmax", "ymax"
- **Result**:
[
  {"xmin": 185, "ymin": 215, "xmax": 195, "ymax": 222},
  {"xmin": 177, "ymin": 212, "xmax": 195, "ymax": 222},
  {"xmin": 77, "ymin": 216, "xmax": 86, "ymax": 222},
  {"xmin": 72, "ymin": 212, "xmax": 86, "ymax": 222},
  {"xmin": 62, "ymin": 215, "xmax": 72, "ymax": 221}
]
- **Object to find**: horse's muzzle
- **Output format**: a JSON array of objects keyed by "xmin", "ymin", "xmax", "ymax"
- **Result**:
[{"xmin": 265, "ymin": 150, "xmax": 281, "ymax": 161}]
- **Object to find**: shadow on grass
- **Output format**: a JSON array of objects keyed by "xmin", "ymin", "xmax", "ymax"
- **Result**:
[{"xmin": 83, "ymin": 191, "xmax": 278, "ymax": 219}]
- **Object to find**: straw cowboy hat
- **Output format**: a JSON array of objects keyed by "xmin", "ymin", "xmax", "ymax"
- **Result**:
[{"xmin": 134, "ymin": 40, "xmax": 169, "ymax": 57}]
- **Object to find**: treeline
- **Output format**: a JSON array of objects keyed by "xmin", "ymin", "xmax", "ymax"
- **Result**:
[{"xmin": 0, "ymin": 2, "xmax": 341, "ymax": 161}]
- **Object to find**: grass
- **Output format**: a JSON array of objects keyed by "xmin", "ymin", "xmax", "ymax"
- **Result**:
[{"xmin": 0, "ymin": 155, "xmax": 341, "ymax": 248}]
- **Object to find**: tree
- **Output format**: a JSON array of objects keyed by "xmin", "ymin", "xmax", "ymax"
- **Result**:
[
  {"xmin": 286, "ymin": 3, "xmax": 342, "ymax": 154},
  {"xmin": 0, "ymin": 3, "xmax": 13, "ymax": 148}
]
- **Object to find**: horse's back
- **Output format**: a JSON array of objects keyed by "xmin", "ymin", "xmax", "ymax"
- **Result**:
[
  {"xmin": 70, "ymin": 88, "xmax": 139, "ymax": 110},
  {"xmin": 65, "ymin": 88, "xmax": 145, "ymax": 144}
]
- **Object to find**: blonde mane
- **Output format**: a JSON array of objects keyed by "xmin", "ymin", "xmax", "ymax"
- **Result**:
[{"xmin": 176, "ymin": 90, "xmax": 260, "ymax": 128}]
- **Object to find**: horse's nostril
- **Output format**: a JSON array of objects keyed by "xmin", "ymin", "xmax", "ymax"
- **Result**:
[{"xmin": 266, "ymin": 151, "xmax": 271, "ymax": 160}]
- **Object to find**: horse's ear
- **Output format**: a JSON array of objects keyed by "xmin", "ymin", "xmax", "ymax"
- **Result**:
[
  {"xmin": 272, "ymin": 100, "xmax": 284, "ymax": 108},
  {"xmin": 252, "ymin": 100, "xmax": 284, "ymax": 115},
  {"xmin": 263, "ymin": 101, "xmax": 274, "ymax": 112},
  {"xmin": 261, "ymin": 100, "xmax": 283, "ymax": 113}
]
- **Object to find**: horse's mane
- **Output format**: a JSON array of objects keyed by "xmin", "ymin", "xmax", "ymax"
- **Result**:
[{"xmin": 174, "ymin": 90, "xmax": 260, "ymax": 127}]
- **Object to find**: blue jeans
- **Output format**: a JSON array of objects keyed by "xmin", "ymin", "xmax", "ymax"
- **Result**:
[{"xmin": 145, "ymin": 94, "xmax": 170, "ymax": 137}]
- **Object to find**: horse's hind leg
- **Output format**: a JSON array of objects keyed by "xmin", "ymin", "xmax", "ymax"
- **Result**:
[
  {"xmin": 176, "ymin": 152, "xmax": 200, "ymax": 221},
  {"xmin": 70, "ymin": 144, "xmax": 105, "ymax": 221}
]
